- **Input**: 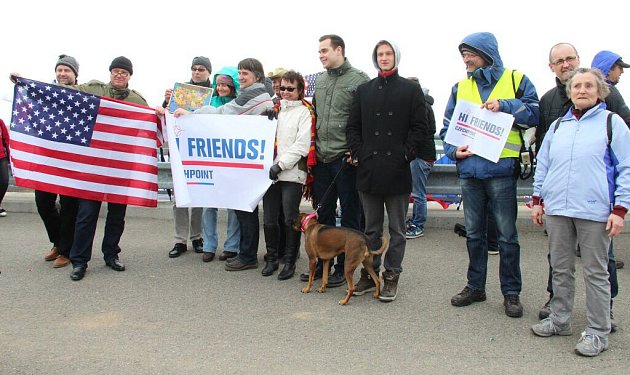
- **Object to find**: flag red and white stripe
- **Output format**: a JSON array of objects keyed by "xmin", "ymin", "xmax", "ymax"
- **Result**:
[{"xmin": 10, "ymin": 78, "xmax": 160, "ymax": 207}]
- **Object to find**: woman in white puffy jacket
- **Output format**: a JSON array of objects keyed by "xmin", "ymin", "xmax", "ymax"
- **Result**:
[{"xmin": 261, "ymin": 71, "xmax": 313, "ymax": 280}]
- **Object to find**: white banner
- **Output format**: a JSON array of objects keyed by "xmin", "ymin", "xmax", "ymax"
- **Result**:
[
  {"xmin": 444, "ymin": 99, "xmax": 515, "ymax": 163},
  {"xmin": 165, "ymin": 112, "xmax": 276, "ymax": 212}
]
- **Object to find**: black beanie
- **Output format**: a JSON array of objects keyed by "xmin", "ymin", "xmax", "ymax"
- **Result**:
[
  {"xmin": 109, "ymin": 56, "xmax": 133, "ymax": 75},
  {"xmin": 55, "ymin": 54, "xmax": 79, "ymax": 77},
  {"xmin": 191, "ymin": 56, "xmax": 212, "ymax": 73}
]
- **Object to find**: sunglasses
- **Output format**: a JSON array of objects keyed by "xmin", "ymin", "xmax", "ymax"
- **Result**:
[
  {"xmin": 191, "ymin": 67, "xmax": 207, "ymax": 72},
  {"xmin": 279, "ymin": 86, "xmax": 296, "ymax": 92}
]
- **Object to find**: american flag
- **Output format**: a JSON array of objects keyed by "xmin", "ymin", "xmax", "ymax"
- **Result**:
[
  {"xmin": 303, "ymin": 72, "xmax": 323, "ymax": 99},
  {"xmin": 10, "ymin": 77, "xmax": 160, "ymax": 207}
]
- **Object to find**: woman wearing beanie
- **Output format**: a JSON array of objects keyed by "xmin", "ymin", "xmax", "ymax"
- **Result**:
[{"xmin": 200, "ymin": 66, "xmax": 242, "ymax": 262}]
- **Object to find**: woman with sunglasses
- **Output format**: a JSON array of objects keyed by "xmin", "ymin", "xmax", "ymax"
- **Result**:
[{"xmin": 261, "ymin": 71, "xmax": 314, "ymax": 280}]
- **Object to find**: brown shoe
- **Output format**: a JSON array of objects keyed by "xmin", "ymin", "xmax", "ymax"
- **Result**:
[
  {"xmin": 44, "ymin": 247, "xmax": 59, "ymax": 261},
  {"xmin": 53, "ymin": 255, "xmax": 70, "ymax": 268},
  {"xmin": 218, "ymin": 251, "xmax": 238, "ymax": 261},
  {"xmin": 202, "ymin": 252, "xmax": 215, "ymax": 262}
]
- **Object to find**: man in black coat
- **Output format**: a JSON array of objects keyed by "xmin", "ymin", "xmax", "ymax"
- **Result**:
[{"xmin": 346, "ymin": 39, "xmax": 427, "ymax": 302}]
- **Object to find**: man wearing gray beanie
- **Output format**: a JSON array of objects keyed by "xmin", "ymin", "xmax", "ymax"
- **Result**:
[
  {"xmin": 161, "ymin": 56, "xmax": 214, "ymax": 260},
  {"xmin": 55, "ymin": 54, "xmax": 79, "ymax": 85},
  {"xmin": 36, "ymin": 54, "xmax": 82, "ymax": 269}
]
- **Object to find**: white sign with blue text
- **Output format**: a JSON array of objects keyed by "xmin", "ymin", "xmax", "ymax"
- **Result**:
[
  {"xmin": 444, "ymin": 99, "xmax": 515, "ymax": 163},
  {"xmin": 165, "ymin": 113, "xmax": 276, "ymax": 211}
]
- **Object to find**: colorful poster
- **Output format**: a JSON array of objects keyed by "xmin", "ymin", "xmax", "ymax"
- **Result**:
[{"xmin": 167, "ymin": 82, "xmax": 213, "ymax": 113}]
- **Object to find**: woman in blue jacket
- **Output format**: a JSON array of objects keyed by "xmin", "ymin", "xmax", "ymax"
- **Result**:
[{"xmin": 530, "ymin": 68, "xmax": 630, "ymax": 357}]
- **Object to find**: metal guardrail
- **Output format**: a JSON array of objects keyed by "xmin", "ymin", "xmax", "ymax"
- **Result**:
[
  {"xmin": 9, "ymin": 137, "xmax": 535, "ymax": 197},
  {"xmin": 10, "ymin": 162, "xmax": 534, "ymax": 196},
  {"xmin": 426, "ymin": 164, "xmax": 534, "ymax": 196}
]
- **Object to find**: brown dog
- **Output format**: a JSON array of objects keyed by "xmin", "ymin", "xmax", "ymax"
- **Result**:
[{"xmin": 294, "ymin": 212, "xmax": 388, "ymax": 305}]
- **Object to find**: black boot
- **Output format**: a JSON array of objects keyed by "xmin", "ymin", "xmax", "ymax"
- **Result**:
[
  {"xmin": 278, "ymin": 225, "xmax": 300, "ymax": 280},
  {"xmin": 262, "ymin": 224, "xmax": 279, "ymax": 276}
]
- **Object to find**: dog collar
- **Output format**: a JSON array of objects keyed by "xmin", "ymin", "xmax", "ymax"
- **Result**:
[{"xmin": 301, "ymin": 212, "xmax": 318, "ymax": 232}]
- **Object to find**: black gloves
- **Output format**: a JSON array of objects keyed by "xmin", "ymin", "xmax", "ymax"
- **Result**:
[
  {"xmin": 264, "ymin": 108, "xmax": 278, "ymax": 120},
  {"xmin": 269, "ymin": 164, "xmax": 282, "ymax": 180}
]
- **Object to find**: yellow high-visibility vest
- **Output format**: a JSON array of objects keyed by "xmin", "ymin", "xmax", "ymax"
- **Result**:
[{"xmin": 456, "ymin": 69, "xmax": 523, "ymax": 158}]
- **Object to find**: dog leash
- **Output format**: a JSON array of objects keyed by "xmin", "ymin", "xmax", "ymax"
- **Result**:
[{"xmin": 315, "ymin": 160, "xmax": 348, "ymax": 214}]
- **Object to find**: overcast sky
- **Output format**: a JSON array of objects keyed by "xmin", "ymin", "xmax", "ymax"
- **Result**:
[{"xmin": 2, "ymin": 0, "xmax": 629, "ymax": 129}]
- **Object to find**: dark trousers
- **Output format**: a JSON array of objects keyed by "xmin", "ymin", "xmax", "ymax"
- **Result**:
[
  {"xmin": 263, "ymin": 182, "xmax": 302, "ymax": 261},
  {"xmin": 235, "ymin": 207, "xmax": 260, "ymax": 265},
  {"xmin": 69, "ymin": 199, "xmax": 126, "ymax": 267},
  {"xmin": 0, "ymin": 158, "xmax": 8, "ymax": 206},
  {"xmin": 312, "ymin": 158, "xmax": 361, "ymax": 271},
  {"xmin": 35, "ymin": 190, "xmax": 79, "ymax": 256}
]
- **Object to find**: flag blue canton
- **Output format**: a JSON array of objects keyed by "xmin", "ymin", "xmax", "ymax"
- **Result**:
[
  {"xmin": 304, "ymin": 72, "xmax": 322, "ymax": 98},
  {"xmin": 11, "ymin": 78, "xmax": 100, "ymax": 146}
]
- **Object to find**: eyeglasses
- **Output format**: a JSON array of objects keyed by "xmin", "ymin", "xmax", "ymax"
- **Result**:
[
  {"xmin": 551, "ymin": 56, "xmax": 578, "ymax": 66},
  {"xmin": 191, "ymin": 67, "xmax": 207, "ymax": 72},
  {"xmin": 111, "ymin": 70, "xmax": 130, "ymax": 77},
  {"xmin": 279, "ymin": 86, "xmax": 296, "ymax": 92}
]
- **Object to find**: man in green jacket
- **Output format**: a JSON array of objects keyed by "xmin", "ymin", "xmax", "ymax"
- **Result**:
[
  {"xmin": 69, "ymin": 56, "xmax": 149, "ymax": 281},
  {"xmin": 298, "ymin": 34, "xmax": 369, "ymax": 287}
]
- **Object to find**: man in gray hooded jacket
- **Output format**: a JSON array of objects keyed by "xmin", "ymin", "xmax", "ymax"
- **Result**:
[{"xmin": 346, "ymin": 39, "xmax": 427, "ymax": 301}]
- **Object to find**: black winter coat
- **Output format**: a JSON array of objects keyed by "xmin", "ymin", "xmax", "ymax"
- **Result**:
[
  {"xmin": 536, "ymin": 77, "xmax": 630, "ymax": 152},
  {"xmin": 346, "ymin": 72, "xmax": 427, "ymax": 194}
]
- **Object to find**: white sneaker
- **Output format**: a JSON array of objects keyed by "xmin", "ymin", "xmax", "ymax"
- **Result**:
[
  {"xmin": 0, "ymin": 208, "xmax": 7, "ymax": 217},
  {"xmin": 575, "ymin": 332, "xmax": 608, "ymax": 357}
]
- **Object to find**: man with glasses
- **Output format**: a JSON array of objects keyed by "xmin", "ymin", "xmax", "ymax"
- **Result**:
[
  {"xmin": 161, "ymin": 56, "xmax": 212, "ymax": 260},
  {"xmin": 67, "ymin": 56, "xmax": 149, "ymax": 281},
  {"xmin": 441, "ymin": 32, "xmax": 540, "ymax": 318},
  {"xmin": 535, "ymin": 43, "xmax": 626, "ymax": 330}
]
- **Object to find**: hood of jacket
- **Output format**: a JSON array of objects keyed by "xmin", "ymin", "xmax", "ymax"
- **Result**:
[
  {"xmin": 591, "ymin": 50, "xmax": 622, "ymax": 84},
  {"xmin": 212, "ymin": 66, "xmax": 240, "ymax": 93},
  {"xmin": 372, "ymin": 39, "xmax": 401, "ymax": 72},
  {"xmin": 459, "ymin": 32, "xmax": 504, "ymax": 83}
]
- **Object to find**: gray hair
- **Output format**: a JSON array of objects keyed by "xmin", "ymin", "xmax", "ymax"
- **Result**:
[{"xmin": 565, "ymin": 67, "xmax": 610, "ymax": 100}]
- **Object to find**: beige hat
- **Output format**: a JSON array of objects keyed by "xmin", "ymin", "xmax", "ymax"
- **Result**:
[{"xmin": 267, "ymin": 67, "xmax": 288, "ymax": 79}]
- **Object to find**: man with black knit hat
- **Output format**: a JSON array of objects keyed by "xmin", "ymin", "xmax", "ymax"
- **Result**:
[
  {"xmin": 160, "ymin": 56, "xmax": 213, "ymax": 260},
  {"xmin": 346, "ymin": 39, "xmax": 427, "ymax": 302},
  {"xmin": 67, "ymin": 55, "xmax": 149, "ymax": 281},
  {"xmin": 37, "ymin": 54, "xmax": 82, "ymax": 269}
]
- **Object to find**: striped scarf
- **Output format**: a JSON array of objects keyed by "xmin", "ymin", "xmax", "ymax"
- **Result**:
[{"xmin": 271, "ymin": 99, "xmax": 317, "ymax": 201}]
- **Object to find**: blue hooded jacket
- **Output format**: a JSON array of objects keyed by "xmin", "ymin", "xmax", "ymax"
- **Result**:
[
  {"xmin": 591, "ymin": 50, "xmax": 624, "ymax": 85},
  {"xmin": 210, "ymin": 66, "xmax": 240, "ymax": 107},
  {"xmin": 440, "ymin": 32, "xmax": 540, "ymax": 179}
]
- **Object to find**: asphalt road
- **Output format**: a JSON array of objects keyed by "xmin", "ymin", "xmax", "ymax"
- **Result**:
[{"xmin": 0, "ymin": 197, "xmax": 628, "ymax": 374}]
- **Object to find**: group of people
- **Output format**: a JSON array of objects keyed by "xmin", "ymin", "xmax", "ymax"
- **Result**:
[
  {"xmin": 4, "ymin": 31, "xmax": 628, "ymax": 358},
  {"xmin": 440, "ymin": 34, "xmax": 629, "ymax": 357}
]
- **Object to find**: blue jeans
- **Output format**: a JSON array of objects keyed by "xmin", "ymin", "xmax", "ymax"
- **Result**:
[
  {"xmin": 460, "ymin": 176, "xmax": 521, "ymax": 295},
  {"xmin": 312, "ymin": 157, "xmax": 361, "ymax": 271},
  {"xmin": 408, "ymin": 159, "xmax": 433, "ymax": 230},
  {"xmin": 201, "ymin": 208, "xmax": 240, "ymax": 253}
]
